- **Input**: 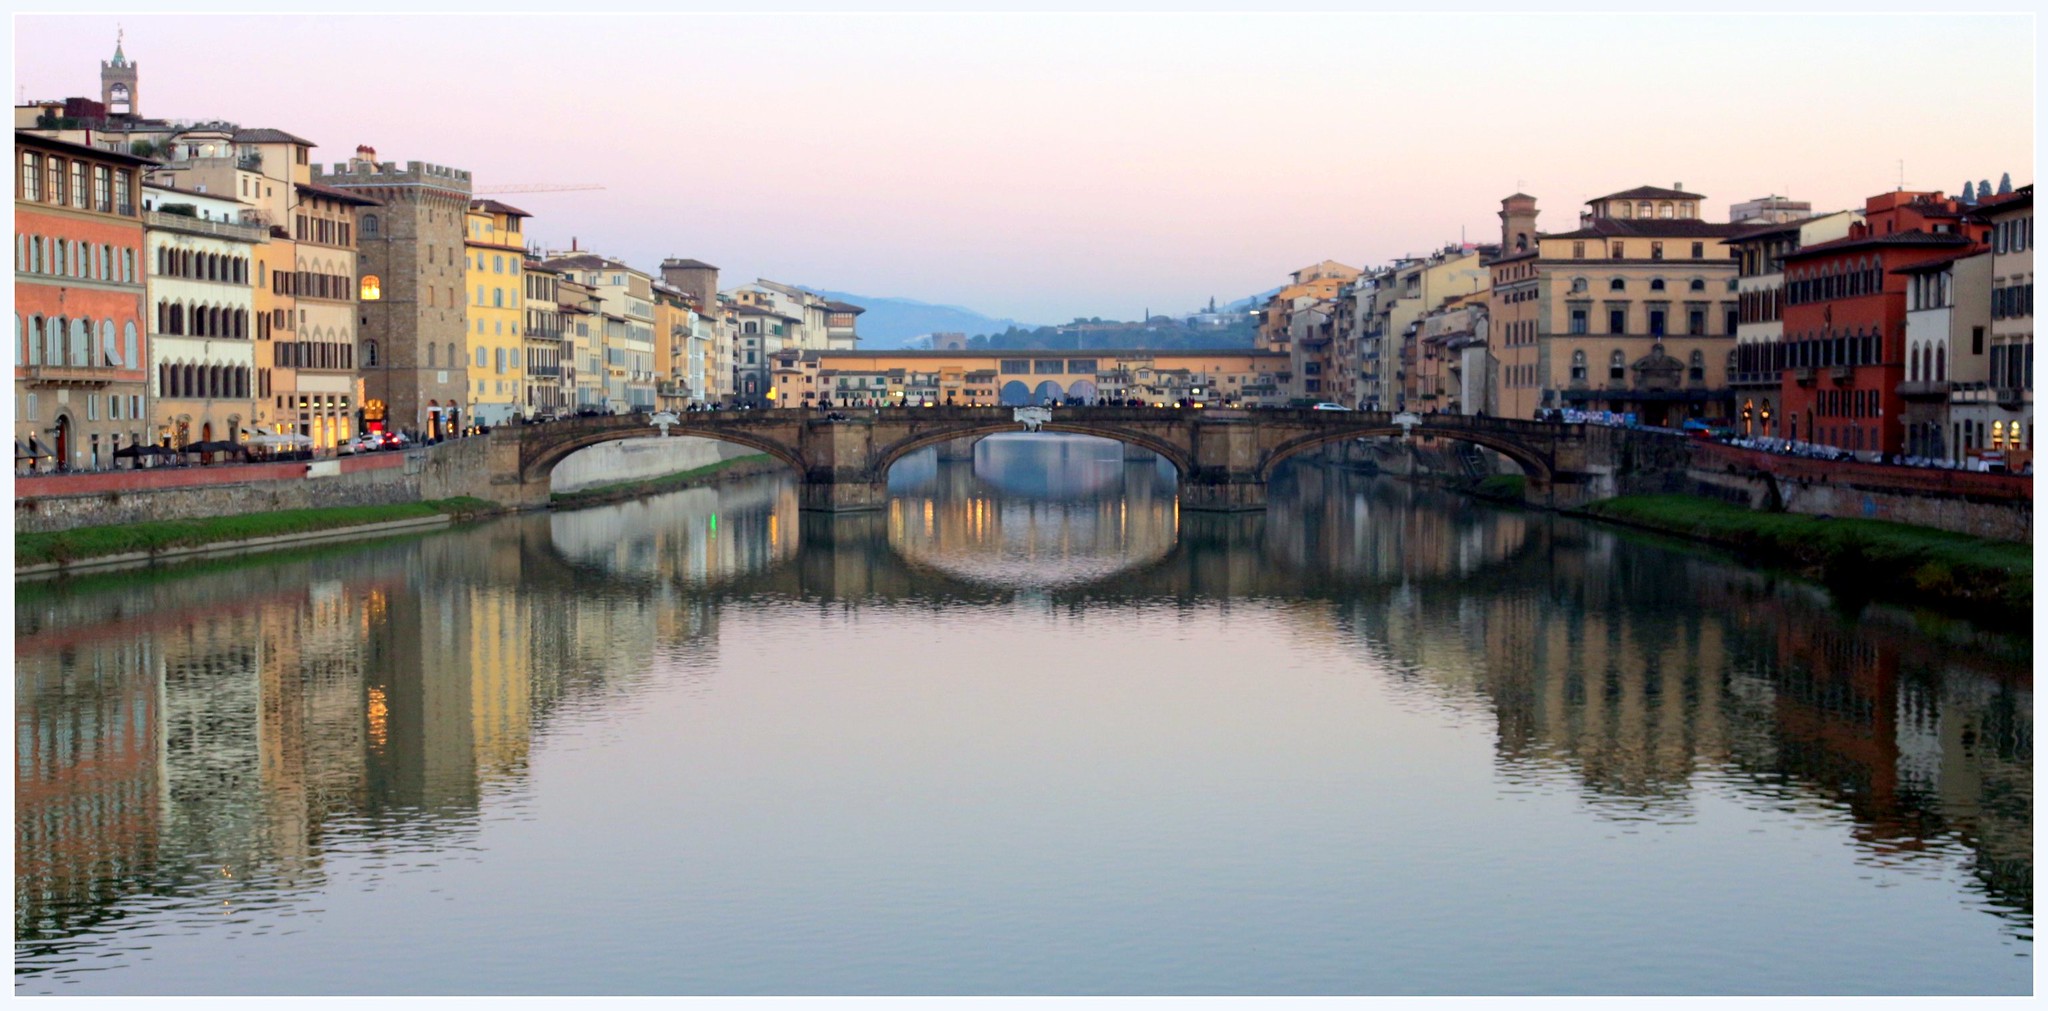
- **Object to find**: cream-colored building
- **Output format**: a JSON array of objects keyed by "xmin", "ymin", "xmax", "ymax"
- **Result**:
[
  {"xmin": 1488, "ymin": 185, "xmax": 1746, "ymax": 425},
  {"xmin": 140, "ymin": 182, "xmax": 262, "ymax": 446},
  {"xmin": 1953, "ymin": 187, "xmax": 2033, "ymax": 469},
  {"xmin": 1899, "ymin": 251, "xmax": 1991, "ymax": 461},
  {"xmin": 521, "ymin": 259, "xmax": 565, "ymax": 419}
]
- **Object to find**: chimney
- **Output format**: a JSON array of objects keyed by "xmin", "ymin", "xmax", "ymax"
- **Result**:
[
  {"xmin": 571, "ymin": 237, "xmax": 578, "ymax": 251},
  {"xmin": 1674, "ymin": 181, "xmax": 1684, "ymax": 190}
]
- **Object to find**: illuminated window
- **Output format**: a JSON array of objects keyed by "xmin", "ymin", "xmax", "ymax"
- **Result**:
[{"xmin": 360, "ymin": 274, "xmax": 382, "ymax": 300}]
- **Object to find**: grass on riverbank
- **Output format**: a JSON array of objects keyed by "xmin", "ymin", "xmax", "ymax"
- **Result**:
[
  {"xmin": 1580, "ymin": 495, "xmax": 2032, "ymax": 624},
  {"xmin": 17, "ymin": 497, "xmax": 500, "ymax": 567},
  {"xmin": 549, "ymin": 454, "xmax": 776, "ymax": 508},
  {"xmin": 1473, "ymin": 474, "xmax": 1527, "ymax": 502}
]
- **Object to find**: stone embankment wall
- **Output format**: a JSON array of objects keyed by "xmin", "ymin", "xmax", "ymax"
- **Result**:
[
  {"xmin": 14, "ymin": 435, "xmax": 772, "ymax": 534},
  {"xmin": 1680, "ymin": 442, "xmax": 2032, "ymax": 543},
  {"xmin": 15, "ymin": 451, "xmax": 425, "ymax": 533},
  {"xmin": 547, "ymin": 437, "xmax": 757, "ymax": 492}
]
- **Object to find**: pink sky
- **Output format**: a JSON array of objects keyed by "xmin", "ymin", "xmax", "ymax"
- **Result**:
[{"xmin": 15, "ymin": 13, "xmax": 2036, "ymax": 323}]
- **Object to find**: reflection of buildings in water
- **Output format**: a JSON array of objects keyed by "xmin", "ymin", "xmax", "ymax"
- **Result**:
[
  {"xmin": 888, "ymin": 458, "xmax": 1180, "ymax": 588},
  {"xmin": 15, "ymin": 640, "xmax": 162, "ymax": 941},
  {"xmin": 1292, "ymin": 469, "xmax": 2033, "ymax": 927},
  {"xmin": 1264, "ymin": 464, "xmax": 1535, "ymax": 585},
  {"xmin": 547, "ymin": 476, "xmax": 799, "ymax": 584}
]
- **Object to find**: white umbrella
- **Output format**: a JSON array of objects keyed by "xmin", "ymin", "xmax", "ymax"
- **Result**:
[{"xmin": 248, "ymin": 433, "xmax": 313, "ymax": 447}]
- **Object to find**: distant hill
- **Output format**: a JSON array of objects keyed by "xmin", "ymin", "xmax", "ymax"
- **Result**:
[{"xmin": 805, "ymin": 290, "xmax": 1039, "ymax": 349}]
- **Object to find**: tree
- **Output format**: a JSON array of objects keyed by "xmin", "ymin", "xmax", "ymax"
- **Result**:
[{"xmin": 1998, "ymin": 172, "xmax": 2013, "ymax": 195}]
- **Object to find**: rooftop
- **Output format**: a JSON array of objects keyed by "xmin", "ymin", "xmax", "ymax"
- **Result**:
[
  {"xmin": 232, "ymin": 127, "xmax": 315, "ymax": 147},
  {"xmin": 1591, "ymin": 184, "xmax": 1706, "ymax": 204}
]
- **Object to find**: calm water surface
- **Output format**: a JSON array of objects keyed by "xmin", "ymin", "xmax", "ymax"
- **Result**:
[{"xmin": 14, "ymin": 435, "xmax": 2032, "ymax": 995}]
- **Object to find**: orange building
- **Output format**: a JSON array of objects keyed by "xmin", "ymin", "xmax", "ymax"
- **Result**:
[{"xmin": 15, "ymin": 131, "xmax": 153, "ymax": 471}]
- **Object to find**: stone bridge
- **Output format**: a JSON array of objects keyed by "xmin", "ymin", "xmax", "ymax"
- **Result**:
[{"xmin": 462, "ymin": 406, "xmax": 1657, "ymax": 512}]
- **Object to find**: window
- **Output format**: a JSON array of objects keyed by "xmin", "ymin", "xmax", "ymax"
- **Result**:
[
  {"xmin": 1610, "ymin": 242, "xmax": 1624, "ymax": 259},
  {"xmin": 71, "ymin": 161, "xmax": 87, "ymax": 209},
  {"xmin": 1570, "ymin": 277, "xmax": 1587, "ymax": 293},
  {"xmin": 1687, "ymin": 309, "xmax": 1705, "ymax": 335},
  {"xmin": 1609, "ymin": 308, "xmax": 1626, "ymax": 333},
  {"xmin": 20, "ymin": 152, "xmax": 39, "ymax": 201},
  {"xmin": 1651, "ymin": 242, "xmax": 1664, "ymax": 260},
  {"xmin": 1688, "ymin": 350, "xmax": 1705, "ymax": 381},
  {"xmin": 360, "ymin": 274, "xmax": 382, "ymax": 300},
  {"xmin": 1609, "ymin": 278, "xmax": 1625, "ymax": 292},
  {"xmin": 1610, "ymin": 350, "xmax": 1626, "ymax": 380},
  {"xmin": 1650, "ymin": 278, "xmax": 1666, "ymax": 292},
  {"xmin": 101, "ymin": 319, "xmax": 118, "ymax": 365},
  {"xmin": 93, "ymin": 166, "xmax": 112, "ymax": 211},
  {"xmin": 1572, "ymin": 241, "xmax": 1586, "ymax": 259},
  {"xmin": 1689, "ymin": 278, "xmax": 1705, "ymax": 292},
  {"xmin": 477, "ymin": 346, "xmax": 487, "ymax": 368},
  {"xmin": 1570, "ymin": 308, "xmax": 1588, "ymax": 334},
  {"xmin": 1649, "ymin": 310, "xmax": 1667, "ymax": 336},
  {"xmin": 362, "ymin": 214, "xmax": 379, "ymax": 236},
  {"xmin": 1691, "ymin": 242, "xmax": 1705, "ymax": 259},
  {"xmin": 1571, "ymin": 350, "xmax": 1587, "ymax": 381}
]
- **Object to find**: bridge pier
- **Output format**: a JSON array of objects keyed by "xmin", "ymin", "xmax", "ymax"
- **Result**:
[
  {"xmin": 1178, "ymin": 478, "xmax": 1267, "ymax": 512},
  {"xmin": 799, "ymin": 478, "xmax": 890, "ymax": 512},
  {"xmin": 935, "ymin": 435, "xmax": 981, "ymax": 463}
]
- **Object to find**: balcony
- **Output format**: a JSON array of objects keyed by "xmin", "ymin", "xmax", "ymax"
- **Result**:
[
  {"xmin": 657, "ymin": 382, "xmax": 693, "ymax": 398},
  {"xmin": 144, "ymin": 209, "xmax": 269, "ymax": 242},
  {"xmin": 1792, "ymin": 367, "xmax": 1815, "ymax": 385},
  {"xmin": 1997, "ymin": 387, "xmax": 2029, "ymax": 408},
  {"xmin": 1895, "ymin": 380, "xmax": 1951, "ymax": 400},
  {"xmin": 1829, "ymin": 366, "xmax": 1854, "ymax": 383},
  {"xmin": 525, "ymin": 327, "xmax": 564, "ymax": 342},
  {"xmin": 525, "ymin": 363, "xmax": 561, "ymax": 378},
  {"xmin": 22, "ymin": 364, "xmax": 118, "ymax": 387}
]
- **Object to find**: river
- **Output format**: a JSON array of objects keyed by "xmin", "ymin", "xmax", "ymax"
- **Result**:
[{"xmin": 13, "ymin": 434, "xmax": 2032, "ymax": 995}]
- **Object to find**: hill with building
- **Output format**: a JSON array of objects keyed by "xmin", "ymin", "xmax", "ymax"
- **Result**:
[{"xmin": 803, "ymin": 290, "xmax": 1035, "ymax": 348}]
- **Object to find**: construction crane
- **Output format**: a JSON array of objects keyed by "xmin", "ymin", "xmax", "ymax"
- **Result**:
[{"xmin": 472, "ymin": 183, "xmax": 605, "ymax": 195}]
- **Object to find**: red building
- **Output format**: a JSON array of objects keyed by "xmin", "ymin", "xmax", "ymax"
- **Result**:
[
  {"xmin": 1772, "ymin": 191, "xmax": 1988, "ymax": 456},
  {"xmin": 15, "ymin": 131, "xmax": 154, "ymax": 472}
]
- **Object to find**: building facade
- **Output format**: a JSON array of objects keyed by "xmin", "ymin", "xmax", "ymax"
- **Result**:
[
  {"xmin": 140, "ymin": 182, "xmax": 262, "ymax": 447},
  {"xmin": 312, "ymin": 147, "xmax": 473, "ymax": 440},
  {"xmin": 15, "ymin": 132, "xmax": 152, "ymax": 471}
]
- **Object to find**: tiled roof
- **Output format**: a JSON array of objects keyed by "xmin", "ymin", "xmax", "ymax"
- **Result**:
[
  {"xmin": 1591, "ymin": 185, "xmax": 1705, "ymax": 203},
  {"xmin": 1890, "ymin": 250, "xmax": 1985, "ymax": 275},
  {"xmin": 1543, "ymin": 218, "xmax": 1750, "ymax": 240},
  {"xmin": 295, "ymin": 180, "xmax": 382, "ymax": 206},
  {"xmin": 16, "ymin": 129, "xmax": 157, "ymax": 166},
  {"xmin": 542, "ymin": 253, "xmax": 635, "ymax": 273},
  {"xmin": 1783, "ymin": 228, "xmax": 1977, "ymax": 261},
  {"xmin": 662, "ymin": 258, "xmax": 718, "ymax": 270},
  {"xmin": 823, "ymin": 300, "xmax": 865, "ymax": 314},
  {"xmin": 469, "ymin": 198, "xmax": 531, "ymax": 218},
  {"xmin": 232, "ymin": 127, "xmax": 314, "ymax": 146}
]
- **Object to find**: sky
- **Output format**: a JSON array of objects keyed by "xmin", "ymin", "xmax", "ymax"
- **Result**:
[{"xmin": 14, "ymin": 12, "xmax": 2037, "ymax": 324}]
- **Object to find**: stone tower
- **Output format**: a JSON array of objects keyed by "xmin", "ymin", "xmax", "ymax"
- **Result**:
[
  {"xmin": 313, "ymin": 148, "xmax": 474, "ymax": 438},
  {"xmin": 100, "ymin": 30, "xmax": 138, "ymax": 116},
  {"xmin": 660, "ymin": 258, "xmax": 720, "ymax": 308},
  {"xmin": 1498, "ymin": 193, "xmax": 1539, "ymax": 255}
]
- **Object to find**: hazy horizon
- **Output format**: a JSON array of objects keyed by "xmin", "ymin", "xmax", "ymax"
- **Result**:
[{"xmin": 15, "ymin": 12, "xmax": 2036, "ymax": 322}]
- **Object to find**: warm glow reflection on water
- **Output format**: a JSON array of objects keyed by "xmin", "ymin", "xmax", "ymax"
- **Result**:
[{"xmin": 13, "ymin": 435, "xmax": 2031, "ymax": 996}]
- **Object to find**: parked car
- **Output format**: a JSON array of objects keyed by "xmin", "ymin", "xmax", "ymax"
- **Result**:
[
  {"xmin": 341, "ymin": 433, "xmax": 384, "ymax": 455},
  {"xmin": 1310, "ymin": 402, "xmax": 1353, "ymax": 411}
]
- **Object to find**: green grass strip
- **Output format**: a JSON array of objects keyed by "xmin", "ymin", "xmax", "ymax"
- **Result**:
[
  {"xmin": 550, "ymin": 454, "xmax": 775, "ymax": 507},
  {"xmin": 17, "ymin": 497, "xmax": 501, "ymax": 567},
  {"xmin": 1581, "ymin": 494, "xmax": 2031, "ymax": 624}
]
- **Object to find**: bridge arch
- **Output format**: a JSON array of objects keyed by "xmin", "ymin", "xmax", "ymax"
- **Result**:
[
  {"xmin": 1257, "ymin": 424, "xmax": 1555, "ymax": 487},
  {"xmin": 517, "ymin": 419, "xmax": 808, "ymax": 487},
  {"xmin": 870, "ymin": 422, "xmax": 1196, "ymax": 480}
]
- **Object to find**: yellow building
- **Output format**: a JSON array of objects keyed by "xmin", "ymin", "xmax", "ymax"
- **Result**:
[{"xmin": 464, "ymin": 199, "xmax": 529, "ymax": 427}]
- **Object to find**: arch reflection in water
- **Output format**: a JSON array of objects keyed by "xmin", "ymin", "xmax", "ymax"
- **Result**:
[
  {"xmin": 10, "ymin": 447, "xmax": 2033, "ymax": 995},
  {"xmin": 887, "ymin": 434, "xmax": 1179, "ymax": 589}
]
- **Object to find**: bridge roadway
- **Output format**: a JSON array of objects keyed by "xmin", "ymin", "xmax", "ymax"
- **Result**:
[{"xmin": 467, "ymin": 406, "xmax": 1630, "ymax": 512}]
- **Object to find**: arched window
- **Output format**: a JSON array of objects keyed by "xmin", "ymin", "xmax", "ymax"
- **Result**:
[
  {"xmin": 448, "ymin": 342, "xmax": 457, "ymax": 370},
  {"xmin": 1650, "ymin": 278, "xmax": 1666, "ymax": 292},
  {"xmin": 124, "ymin": 322, "xmax": 137, "ymax": 368},
  {"xmin": 427, "ymin": 342, "xmax": 436, "ymax": 367},
  {"xmin": 1570, "ymin": 277, "xmax": 1587, "ymax": 293},
  {"xmin": 1688, "ymin": 349, "xmax": 1705, "ymax": 381},
  {"xmin": 1570, "ymin": 349, "xmax": 1587, "ymax": 380},
  {"xmin": 1638, "ymin": 200, "xmax": 1654, "ymax": 218},
  {"xmin": 101, "ymin": 319, "xmax": 117, "ymax": 366},
  {"xmin": 1515, "ymin": 231, "xmax": 1528, "ymax": 253},
  {"xmin": 1689, "ymin": 278, "xmax": 1705, "ymax": 292},
  {"xmin": 361, "ymin": 274, "xmax": 382, "ymax": 300},
  {"xmin": 1616, "ymin": 202, "xmax": 1633, "ymax": 218},
  {"xmin": 69, "ymin": 318, "xmax": 89, "ymax": 366},
  {"xmin": 363, "ymin": 340, "xmax": 379, "ymax": 367},
  {"xmin": 1609, "ymin": 349, "xmax": 1626, "ymax": 380},
  {"xmin": 27, "ymin": 316, "xmax": 42, "ymax": 365},
  {"xmin": 1659, "ymin": 202, "xmax": 1674, "ymax": 218},
  {"xmin": 1726, "ymin": 350, "xmax": 1738, "ymax": 375},
  {"xmin": 1936, "ymin": 346, "xmax": 1946, "ymax": 381},
  {"xmin": 11, "ymin": 314, "xmax": 18, "ymax": 367},
  {"xmin": 362, "ymin": 214, "xmax": 379, "ymax": 236},
  {"xmin": 1609, "ymin": 278, "xmax": 1625, "ymax": 292}
]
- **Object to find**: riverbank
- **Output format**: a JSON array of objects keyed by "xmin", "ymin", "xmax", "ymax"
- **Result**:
[
  {"xmin": 1577, "ymin": 494, "xmax": 2032, "ymax": 627},
  {"xmin": 16, "ymin": 497, "xmax": 503, "ymax": 576},
  {"xmin": 549, "ymin": 453, "xmax": 781, "ymax": 509}
]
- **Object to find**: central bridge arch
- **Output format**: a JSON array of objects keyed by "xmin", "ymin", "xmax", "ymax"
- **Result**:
[{"xmin": 870, "ymin": 422, "xmax": 1196, "ymax": 481}]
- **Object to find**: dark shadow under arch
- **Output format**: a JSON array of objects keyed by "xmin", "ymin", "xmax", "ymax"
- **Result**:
[
  {"xmin": 1258, "ymin": 426, "xmax": 1554, "ymax": 486},
  {"xmin": 871, "ymin": 423, "xmax": 1196, "ymax": 480},
  {"xmin": 521, "ymin": 427, "xmax": 807, "ymax": 486}
]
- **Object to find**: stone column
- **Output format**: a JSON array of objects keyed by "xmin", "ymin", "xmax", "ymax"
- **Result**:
[{"xmin": 796, "ymin": 418, "xmax": 888, "ymax": 512}]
